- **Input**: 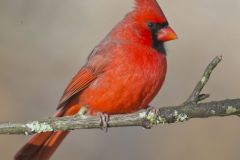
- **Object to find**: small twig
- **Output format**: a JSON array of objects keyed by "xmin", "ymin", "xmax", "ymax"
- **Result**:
[
  {"xmin": 184, "ymin": 56, "xmax": 222, "ymax": 104},
  {"xmin": 197, "ymin": 94, "xmax": 210, "ymax": 102}
]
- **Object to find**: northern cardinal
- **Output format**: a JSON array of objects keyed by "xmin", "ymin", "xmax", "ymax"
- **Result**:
[{"xmin": 15, "ymin": 0, "xmax": 177, "ymax": 159}]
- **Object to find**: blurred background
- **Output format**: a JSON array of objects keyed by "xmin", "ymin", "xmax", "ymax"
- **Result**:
[{"xmin": 1, "ymin": 0, "xmax": 240, "ymax": 159}]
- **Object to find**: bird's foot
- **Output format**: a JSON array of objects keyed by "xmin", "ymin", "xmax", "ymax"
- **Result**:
[
  {"xmin": 77, "ymin": 106, "xmax": 88, "ymax": 116},
  {"xmin": 97, "ymin": 112, "xmax": 110, "ymax": 132}
]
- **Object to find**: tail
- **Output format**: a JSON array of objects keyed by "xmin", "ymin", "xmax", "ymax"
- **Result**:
[
  {"xmin": 14, "ymin": 131, "xmax": 69, "ymax": 160},
  {"xmin": 14, "ymin": 103, "xmax": 80, "ymax": 160}
]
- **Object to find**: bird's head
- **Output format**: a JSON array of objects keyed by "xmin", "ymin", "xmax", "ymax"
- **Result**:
[
  {"xmin": 132, "ymin": 0, "xmax": 177, "ymax": 49},
  {"xmin": 108, "ymin": 0, "xmax": 177, "ymax": 54}
]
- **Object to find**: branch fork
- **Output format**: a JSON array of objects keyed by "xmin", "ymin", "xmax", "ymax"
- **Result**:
[
  {"xmin": 143, "ymin": 56, "xmax": 222, "ymax": 128},
  {"xmin": 184, "ymin": 56, "xmax": 222, "ymax": 105}
]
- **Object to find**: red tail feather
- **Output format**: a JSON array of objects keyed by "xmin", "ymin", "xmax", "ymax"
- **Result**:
[
  {"xmin": 15, "ymin": 103, "xmax": 80, "ymax": 160},
  {"xmin": 14, "ymin": 131, "xmax": 69, "ymax": 160}
]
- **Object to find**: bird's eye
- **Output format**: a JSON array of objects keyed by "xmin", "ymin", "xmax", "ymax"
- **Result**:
[
  {"xmin": 160, "ymin": 22, "xmax": 169, "ymax": 28},
  {"xmin": 147, "ymin": 22, "xmax": 154, "ymax": 29}
]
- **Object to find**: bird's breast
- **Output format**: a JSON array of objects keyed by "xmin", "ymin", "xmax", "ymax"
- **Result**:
[{"xmin": 80, "ymin": 44, "xmax": 167, "ymax": 114}]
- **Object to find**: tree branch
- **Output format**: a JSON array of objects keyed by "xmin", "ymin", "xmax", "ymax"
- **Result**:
[
  {"xmin": 184, "ymin": 56, "xmax": 222, "ymax": 104},
  {"xmin": 1, "ymin": 56, "xmax": 239, "ymax": 135}
]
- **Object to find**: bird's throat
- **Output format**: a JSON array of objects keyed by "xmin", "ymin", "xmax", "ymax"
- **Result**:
[
  {"xmin": 149, "ymin": 25, "xmax": 166, "ymax": 55},
  {"xmin": 152, "ymin": 41, "xmax": 166, "ymax": 55}
]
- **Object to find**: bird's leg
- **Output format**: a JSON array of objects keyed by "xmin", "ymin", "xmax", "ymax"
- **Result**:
[
  {"xmin": 97, "ymin": 112, "xmax": 110, "ymax": 132},
  {"xmin": 76, "ymin": 106, "xmax": 89, "ymax": 116}
]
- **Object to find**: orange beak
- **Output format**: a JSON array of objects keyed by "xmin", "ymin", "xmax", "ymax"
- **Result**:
[{"xmin": 157, "ymin": 27, "xmax": 177, "ymax": 42}]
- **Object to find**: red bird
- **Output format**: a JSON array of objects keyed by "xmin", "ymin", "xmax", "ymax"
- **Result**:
[{"xmin": 15, "ymin": 0, "xmax": 177, "ymax": 159}]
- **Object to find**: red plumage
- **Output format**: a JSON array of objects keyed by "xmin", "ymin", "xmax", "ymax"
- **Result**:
[{"xmin": 15, "ymin": 0, "xmax": 177, "ymax": 159}]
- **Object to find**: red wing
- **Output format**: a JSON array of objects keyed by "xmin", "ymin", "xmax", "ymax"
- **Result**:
[
  {"xmin": 57, "ymin": 67, "xmax": 97, "ymax": 108},
  {"xmin": 57, "ymin": 42, "xmax": 114, "ymax": 109}
]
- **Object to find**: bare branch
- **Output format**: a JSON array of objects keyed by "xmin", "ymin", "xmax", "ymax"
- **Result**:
[
  {"xmin": 0, "ymin": 98, "xmax": 240, "ymax": 135},
  {"xmin": 0, "ymin": 56, "xmax": 239, "ymax": 135},
  {"xmin": 185, "ymin": 56, "xmax": 222, "ymax": 104}
]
